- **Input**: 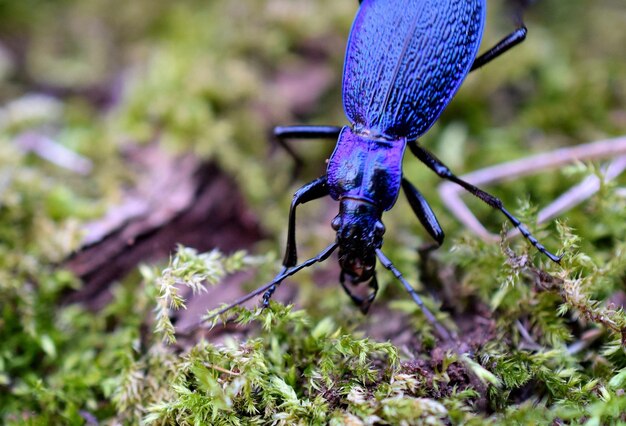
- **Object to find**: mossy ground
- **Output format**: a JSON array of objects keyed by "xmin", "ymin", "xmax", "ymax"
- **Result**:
[{"xmin": 1, "ymin": 0, "xmax": 626, "ymax": 424}]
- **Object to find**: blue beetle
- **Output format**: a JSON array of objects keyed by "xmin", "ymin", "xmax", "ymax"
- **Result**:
[{"xmin": 217, "ymin": 0, "xmax": 560, "ymax": 328}]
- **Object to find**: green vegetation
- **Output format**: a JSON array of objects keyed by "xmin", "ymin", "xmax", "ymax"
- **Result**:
[{"xmin": 1, "ymin": 0, "xmax": 626, "ymax": 424}]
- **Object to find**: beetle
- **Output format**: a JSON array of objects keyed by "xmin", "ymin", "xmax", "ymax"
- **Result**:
[{"xmin": 214, "ymin": 0, "xmax": 561, "ymax": 331}]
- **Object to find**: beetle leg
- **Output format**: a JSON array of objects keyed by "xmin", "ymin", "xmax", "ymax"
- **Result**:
[
  {"xmin": 274, "ymin": 125, "xmax": 343, "ymax": 140},
  {"xmin": 262, "ymin": 242, "xmax": 339, "ymax": 308},
  {"xmin": 401, "ymin": 178, "xmax": 445, "ymax": 247},
  {"xmin": 339, "ymin": 271, "xmax": 378, "ymax": 314},
  {"xmin": 407, "ymin": 140, "xmax": 562, "ymax": 263},
  {"xmin": 470, "ymin": 26, "xmax": 527, "ymax": 71},
  {"xmin": 282, "ymin": 176, "xmax": 330, "ymax": 270},
  {"xmin": 189, "ymin": 242, "xmax": 339, "ymax": 330},
  {"xmin": 375, "ymin": 249, "xmax": 452, "ymax": 341},
  {"xmin": 274, "ymin": 125, "xmax": 342, "ymax": 177}
]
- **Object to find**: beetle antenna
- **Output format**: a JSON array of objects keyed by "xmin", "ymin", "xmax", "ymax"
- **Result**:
[
  {"xmin": 375, "ymin": 249, "xmax": 452, "ymax": 342},
  {"xmin": 181, "ymin": 242, "xmax": 338, "ymax": 334}
]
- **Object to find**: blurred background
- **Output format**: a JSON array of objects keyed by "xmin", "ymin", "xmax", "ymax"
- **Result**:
[
  {"xmin": 0, "ymin": 0, "xmax": 625, "ymax": 422},
  {"xmin": 0, "ymin": 0, "xmax": 624, "ymax": 257}
]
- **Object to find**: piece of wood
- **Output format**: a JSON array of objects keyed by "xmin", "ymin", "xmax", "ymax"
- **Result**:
[
  {"xmin": 64, "ymin": 144, "xmax": 263, "ymax": 309},
  {"xmin": 438, "ymin": 135, "xmax": 626, "ymax": 242}
]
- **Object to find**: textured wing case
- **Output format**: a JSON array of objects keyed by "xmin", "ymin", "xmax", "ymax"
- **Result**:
[{"xmin": 343, "ymin": 0, "xmax": 485, "ymax": 140}]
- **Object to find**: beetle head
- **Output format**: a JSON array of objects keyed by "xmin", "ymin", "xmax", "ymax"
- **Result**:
[{"xmin": 332, "ymin": 198, "xmax": 385, "ymax": 283}]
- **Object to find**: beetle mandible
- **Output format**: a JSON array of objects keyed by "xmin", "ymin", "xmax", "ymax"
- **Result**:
[{"xmin": 218, "ymin": 0, "xmax": 561, "ymax": 329}]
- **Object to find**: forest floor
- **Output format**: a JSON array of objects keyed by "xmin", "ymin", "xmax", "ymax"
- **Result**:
[{"xmin": 2, "ymin": 0, "xmax": 626, "ymax": 424}]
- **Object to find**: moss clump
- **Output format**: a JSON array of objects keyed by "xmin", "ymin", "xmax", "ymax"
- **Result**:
[{"xmin": 1, "ymin": 0, "xmax": 626, "ymax": 424}]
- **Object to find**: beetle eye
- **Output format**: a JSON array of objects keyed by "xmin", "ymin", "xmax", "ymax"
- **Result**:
[
  {"xmin": 375, "ymin": 221, "xmax": 385, "ymax": 236},
  {"xmin": 331, "ymin": 216, "xmax": 341, "ymax": 231}
]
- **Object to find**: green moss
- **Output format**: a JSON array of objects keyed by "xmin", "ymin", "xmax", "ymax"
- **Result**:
[{"xmin": 1, "ymin": 0, "xmax": 626, "ymax": 424}]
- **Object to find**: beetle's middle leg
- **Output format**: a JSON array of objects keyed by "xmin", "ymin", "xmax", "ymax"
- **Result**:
[
  {"xmin": 407, "ymin": 140, "xmax": 562, "ymax": 263},
  {"xmin": 273, "ymin": 125, "xmax": 342, "ymax": 177},
  {"xmin": 401, "ymin": 178, "xmax": 445, "ymax": 249},
  {"xmin": 401, "ymin": 177, "xmax": 445, "ymax": 279}
]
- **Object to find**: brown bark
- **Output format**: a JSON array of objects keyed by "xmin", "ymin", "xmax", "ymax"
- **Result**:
[{"xmin": 64, "ymin": 144, "xmax": 263, "ymax": 309}]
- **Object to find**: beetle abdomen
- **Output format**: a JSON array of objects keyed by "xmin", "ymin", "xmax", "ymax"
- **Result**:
[{"xmin": 343, "ymin": 0, "xmax": 485, "ymax": 140}]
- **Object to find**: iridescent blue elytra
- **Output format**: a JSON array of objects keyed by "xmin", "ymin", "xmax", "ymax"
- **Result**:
[
  {"xmin": 329, "ymin": 0, "xmax": 484, "ymax": 217},
  {"xmin": 221, "ymin": 0, "xmax": 560, "ymax": 325},
  {"xmin": 342, "ymin": 0, "xmax": 484, "ymax": 140}
]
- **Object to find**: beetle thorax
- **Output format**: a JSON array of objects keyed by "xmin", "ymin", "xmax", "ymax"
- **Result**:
[{"xmin": 326, "ymin": 126, "xmax": 406, "ymax": 213}]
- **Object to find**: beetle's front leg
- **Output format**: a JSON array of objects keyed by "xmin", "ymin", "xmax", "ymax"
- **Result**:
[
  {"xmin": 262, "ymin": 176, "xmax": 330, "ymax": 307},
  {"xmin": 262, "ymin": 242, "xmax": 338, "ymax": 307},
  {"xmin": 282, "ymin": 175, "xmax": 330, "ymax": 269}
]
